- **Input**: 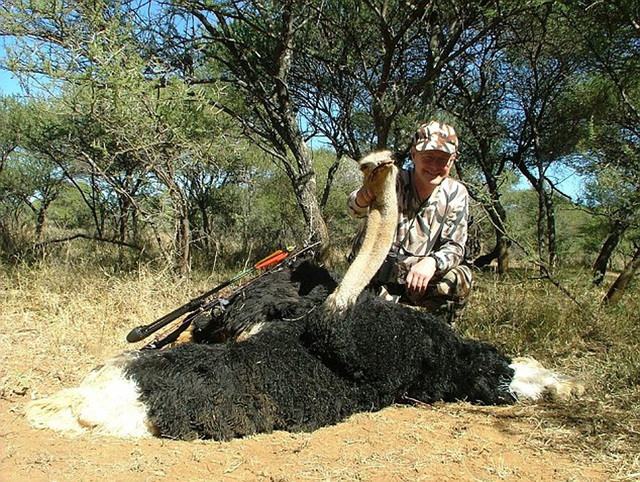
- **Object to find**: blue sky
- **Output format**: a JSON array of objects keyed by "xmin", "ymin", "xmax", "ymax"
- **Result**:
[
  {"xmin": 515, "ymin": 164, "xmax": 586, "ymax": 201},
  {"xmin": 0, "ymin": 68, "xmax": 24, "ymax": 96}
]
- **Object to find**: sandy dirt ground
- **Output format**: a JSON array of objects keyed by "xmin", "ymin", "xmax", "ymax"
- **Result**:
[{"xmin": 1, "ymin": 392, "xmax": 610, "ymax": 481}]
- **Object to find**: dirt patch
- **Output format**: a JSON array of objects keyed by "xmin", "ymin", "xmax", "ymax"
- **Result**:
[{"xmin": 2, "ymin": 394, "xmax": 608, "ymax": 481}]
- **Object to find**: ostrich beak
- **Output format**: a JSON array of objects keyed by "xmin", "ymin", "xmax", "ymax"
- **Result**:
[
  {"xmin": 360, "ymin": 159, "xmax": 394, "ymax": 175},
  {"xmin": 371, "ymin": 159, "xmax": 394, "ymax": 173}
]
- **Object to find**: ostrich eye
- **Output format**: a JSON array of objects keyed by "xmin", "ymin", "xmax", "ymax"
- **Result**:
[{"xmin": 359, "ymin": 162, "xmax": 375, "ymax": 173}]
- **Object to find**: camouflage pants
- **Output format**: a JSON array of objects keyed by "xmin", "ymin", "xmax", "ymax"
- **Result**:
[{"xmin": 377, "ymin": 265, "xmax": 473, "ymax": 322}]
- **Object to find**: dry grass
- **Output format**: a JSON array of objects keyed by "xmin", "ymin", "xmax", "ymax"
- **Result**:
[
  {"xmin": 0, "ymin": 259, "xmax": 221, "ymax": 400},
  {"xmin": 458, "ymin": 267, "xmax": 640, "ymax": 478}
]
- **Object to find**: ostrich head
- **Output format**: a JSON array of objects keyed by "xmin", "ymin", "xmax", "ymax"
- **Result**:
[{"xmin": 357, "ymin": 150, "xmax": 397, "ymax": 207}]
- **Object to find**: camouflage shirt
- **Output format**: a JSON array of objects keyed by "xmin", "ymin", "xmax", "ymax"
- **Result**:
[{"xmin": 347, "ymin": 167, "xmax": 469, "ymax": 278}]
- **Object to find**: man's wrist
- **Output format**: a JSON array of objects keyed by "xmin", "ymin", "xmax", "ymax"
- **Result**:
[
  {"xmin": 416, "ymin": 256, "xmax": 437, "ymax": 275},
  {"xmin": 428, "ymin": 255, "xmax": 444, "ymax": 274}
]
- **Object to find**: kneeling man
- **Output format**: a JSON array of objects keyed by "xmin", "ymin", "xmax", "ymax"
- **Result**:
[{"xmin": 347, "ymin": 120, "xmax": 472, "ymax": 321}]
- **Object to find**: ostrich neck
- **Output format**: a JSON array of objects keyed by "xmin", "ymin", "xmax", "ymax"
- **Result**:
[{"xmin": 333, "ymin": 171, "xmax": 398, "ymax": 303}]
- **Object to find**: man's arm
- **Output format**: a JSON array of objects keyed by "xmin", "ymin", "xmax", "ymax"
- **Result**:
[
  {"xmin": 406, "ymin": 183, "xmax": 469, "ymax": 293},
  {"xmin": 430, "ymin": 184, "xmax": 469, "ymax": 273}
]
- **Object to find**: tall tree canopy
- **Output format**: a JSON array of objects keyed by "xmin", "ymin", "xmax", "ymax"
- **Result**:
[{"xmin": 1, "ymin": 0, "xmax": 638, "ymax": 299}]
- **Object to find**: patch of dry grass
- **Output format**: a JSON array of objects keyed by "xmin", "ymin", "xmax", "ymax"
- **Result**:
[
  {"xmin": 0, "ymin": 260, "xmax": 219, "ymax": 400},
  {"xmin": 458, "ymin": 268, "xmax": 640, "ymax": 479}
]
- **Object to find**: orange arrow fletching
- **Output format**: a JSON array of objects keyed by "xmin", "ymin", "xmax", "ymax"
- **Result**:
[{"xmin": 255, "ymin": 249, "xmax": 290, "ymax": 269}]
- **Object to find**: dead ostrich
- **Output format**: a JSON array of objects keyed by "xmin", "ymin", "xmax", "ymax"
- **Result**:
[{"xmin": 25, "ymin": 151, "xmax": 583, "ymax": 441}]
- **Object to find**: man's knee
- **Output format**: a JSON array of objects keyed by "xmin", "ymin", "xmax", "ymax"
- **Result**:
[
  {"xmin": 406, "ymin": 266, "xmax": 473, "ymax": 323},
  {"xmin": 433, "ymin": 265, "xmax": 473, "ymax": 302},
  {"xmin": 375, "ymin": 265, "xmax": 473, "ymax": 313}
]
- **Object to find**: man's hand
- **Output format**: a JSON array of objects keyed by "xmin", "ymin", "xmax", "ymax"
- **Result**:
[
  {"xmin": 406, "ymin": 257, "xmax": 437, "ymax": 293},
  {"xmin": 355, "ymin": 186, "xmax": 375, "ymax": 208}
]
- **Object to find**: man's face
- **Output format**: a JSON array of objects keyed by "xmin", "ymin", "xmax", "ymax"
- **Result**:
[{"xmin": 411, "ymin": 148, "xmax": 455, "ymax": 183}]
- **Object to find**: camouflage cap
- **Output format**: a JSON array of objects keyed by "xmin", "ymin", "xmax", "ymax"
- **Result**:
[{"xmin": 412, "ymin": 121, "xmax": 459, "ymax": 154}]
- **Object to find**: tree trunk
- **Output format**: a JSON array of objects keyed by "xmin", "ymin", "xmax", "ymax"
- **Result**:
[
  {"xmin": 496, "ymin": 235, "xmax": 511, "ymax": 273},
  {"xmin": 320, "ymin": 156, "xmax": 342, "ymax": 210},
  {"xmin": 35, "ymin": 203, "xmax": 49, "ymax": 242},
  {"xmin": 276, "ymin": 105, "xmax": 330, "ymax": 247},
  {"xmin": 536, "ymin": 181, "xmax": 546, "ymax": 271},
  {"xmin": 25, "ymin": 197, "xmax": 51, "ymax": 242},
  {"xmin": 175, "ymin": 207, "xmax": 191, "ymax": 276},
  {"xmin": 131, "ymin": 208, "xmax": 139, "ymax": 242},
  {"xmin": 292, "ymin": 170, "xmax": 329, "ymax": 246},
  {"xmin": 456, "ymin": 151, "xmax": 511, "ymax": 274},
  {"xmin": 543, "ymin": 187, "xmax": 557, "ymax": 271},
  {"xmin": 90, "ymin": 170, "xmax": 105, "ymax": 238},
  {"xmin": 513, "ymin": 146, "xmax": 554, "ymax": 275},
  {"xmin": 118, "ymin": 195, "xmax": 131, "ymax": 244},
  {"xmin": 603, "ymin": 245, "xmax": 640, "ymax": 305},
  {"xmin": 200, "ymin": 200, "xmax": 211, "ymax": 251},
  {"xmin": 166, "ymin": 185, "xmax": 191, "ymax": 276},
  {"xmin": 472, "ymin": 200, "xmax": 510, "ymax": 273},
  {"xmin": 473, "ymin": 236, "xmax": 511, "ymax": 273},
  {"xmin": 593, "ymin": 221, "xmax": 627, "ymax": 285}
]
